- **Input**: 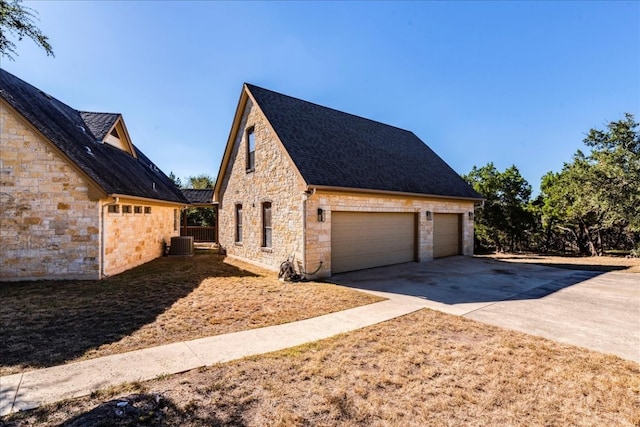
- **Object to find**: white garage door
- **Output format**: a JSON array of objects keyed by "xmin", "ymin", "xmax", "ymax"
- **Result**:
[
  {"xmin": 433, "ymin": 213, "xmax": 461, "ymax": 258},
  {"xmin": 331, "ymin": 212, "xmax": 416, "ymax": 274}
]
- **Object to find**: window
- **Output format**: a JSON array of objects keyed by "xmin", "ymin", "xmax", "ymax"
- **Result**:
[
  {"xmin": 235, "ymin": 204, "xmax": 243, "ymax": 243},
  {"xmin": 174, "ymin": 209, "xmax": 179, "ymax": 231},
  {"xmin": 262, "ymin": 202, "xmax": 272, "ymax": 248},
  {"xmin": 144, "ymin": 206, "xmax": 152, "ymax": 214},
  {"xmin": 108, "ymin": 204, "xmax": 120, "ymax": 213},
  {"xmin": 246, "ymin": 127, "xmax": 255, "ymax": 171},
  {"xmin": 134, "ymin": 206, "xmax": 142, "ymax": 214},
  {"xmin": 122, "ymin": 205, "xmax": 132, "ymax": 214}
]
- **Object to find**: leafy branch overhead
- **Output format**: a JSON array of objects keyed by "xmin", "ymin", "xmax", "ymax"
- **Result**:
[{"xmin": 0, "ymin": 0, "xmax": 54, "ymax": 60}]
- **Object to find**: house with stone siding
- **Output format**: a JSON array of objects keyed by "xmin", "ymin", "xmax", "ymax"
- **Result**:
[
  {"xmin": 213, "ymin": 84, "xmax": 482, "ymax": 278},
  {"xmin": 0, "ymin": 69, "xmax": 189, "ymax": 281}
]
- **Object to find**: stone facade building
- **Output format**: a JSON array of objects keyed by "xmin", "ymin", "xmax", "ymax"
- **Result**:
[
  {"xmin": 214, "ymin": 84, "xmax": 482, "ymax": 278},
  {"xmin": 0, "ymin": 70, "xmax": 188, "ymax": 281}
]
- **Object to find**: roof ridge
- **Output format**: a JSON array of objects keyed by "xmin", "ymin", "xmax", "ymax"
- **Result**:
[{"xmin": 244, "ymin": 83, "xmax": 415, "ymax": 135}]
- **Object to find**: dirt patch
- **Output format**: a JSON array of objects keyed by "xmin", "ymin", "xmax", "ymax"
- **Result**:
[
  {"xmin": 4, "ymin": 308, "xmax": 637, "ymax": 426},
  {"xmin": 0, "ymin": 252, "xmax": 382, "ymax": 375},
  {"xmin": 480, "ymin": 253, "xmax": 640, "ymax": 273}
]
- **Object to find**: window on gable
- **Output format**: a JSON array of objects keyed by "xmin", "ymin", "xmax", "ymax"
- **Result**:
[
  {"xmin": 235, "ymin": 204, "xmax": 243, "ymax": 243},
  {"xmin": 110, "ymin": 128, "xmax": 120, "ymax": 139},
  {"xmin": 246, "ymin": 127, "xmax": 255, "ymax": 171},
  {"xmin": 262, "ymin": 202, "xmax": 272, "ymax": 248}
]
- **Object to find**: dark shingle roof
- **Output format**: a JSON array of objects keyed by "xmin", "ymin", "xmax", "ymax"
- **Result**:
[
  {"xmin": 79, "ymin": 112, "xmax": 119, "ymax": 140},
  {"xmin": 182, "ymin": 189, "xmax": 214, "ymax": 205},
  {"xmin": 246, "ymin": 84, "xmax": 481, "ymax": 199},
  {"xmin": 0, "ymin": 69, "xmax": 188, "ymax": 204}
]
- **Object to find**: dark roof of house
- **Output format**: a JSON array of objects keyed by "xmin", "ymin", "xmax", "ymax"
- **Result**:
[
  {"xmin": 0, "ymin": 69, "xmax": 188, "ymax": 204},
  {"xmin": 182, "ymin": 189, "xmax": 214, "ymax": 205},
  {"xmin": 246, "ymin": 84, "xmax": 481, "ymax": 199}
]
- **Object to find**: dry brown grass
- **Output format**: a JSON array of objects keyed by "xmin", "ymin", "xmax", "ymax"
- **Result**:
[
  {"xmin": 479, "ymin": 252, "xmax": 640, "ymax": 273},
  {"xmin": 5, "ymin": 309, "xmax": 638, "ymax": 426},
  {"xmin": 0, "ymin": 252, "xmax": 382, "ymax": 375}
]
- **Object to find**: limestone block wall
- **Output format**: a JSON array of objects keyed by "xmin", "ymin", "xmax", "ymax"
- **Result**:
[
  {"xmin": 0, "ymin": 103, "xmax": 100, "ymax": 280},
  {"xmin": 103, "ymin": 200, "xmax": 179, "ymax": 277},
  {"xmin": 304, "ymin": 190, "xmax": 476, "ymax": 278},
  {"xmin": 217, "ymin": 98, "xmax": 306, "ymax": 271}
]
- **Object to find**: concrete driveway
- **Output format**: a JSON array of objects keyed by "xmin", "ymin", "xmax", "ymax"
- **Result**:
[{"xmin": 332, "ymin": 257, "xmax": 640, "ymax": 362}]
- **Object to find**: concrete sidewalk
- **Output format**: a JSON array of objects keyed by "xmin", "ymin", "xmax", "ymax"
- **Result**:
[{"xmin": 0, "ymin": 291, "xmax": 428, "ymax": 416}]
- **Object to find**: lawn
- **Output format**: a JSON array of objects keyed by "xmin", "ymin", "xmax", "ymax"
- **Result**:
[
  {"xmin": 0, "ymin": 251, "xmax": 382, "ymax": 376},
  {"xmin": 4, "ymin": 308, "xmax": 638, "ymax": 426}
]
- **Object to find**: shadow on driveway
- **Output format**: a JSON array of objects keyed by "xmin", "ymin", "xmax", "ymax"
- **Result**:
[{"xmin": 331, "ymin": 256, "xmax": 602, "ymax": 305}]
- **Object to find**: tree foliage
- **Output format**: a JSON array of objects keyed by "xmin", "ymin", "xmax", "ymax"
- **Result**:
[
  {"xmin": 467, "ymin": 113, "xmax": 639, "ymax": 256},
  {"xmin": 463, "ymin": 163, "xmax": 534, "ymax": 252},
  {"xmin": 0, "ymin": 0, "xmax": 53, "ymax": 60},
  {"xmin": 538, "ymin": 113, "xmax": 639, "ymax": 255}
]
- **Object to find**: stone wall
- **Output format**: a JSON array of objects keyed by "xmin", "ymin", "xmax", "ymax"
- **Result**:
[
  {"xmin": 217, "ymin": 98, "xmax": 306, "ymax": 271},
  {"xmin": 304, "ymin": 190, "xmax": 476, "ymax": 278},
  {"xmin": 0, "ymin": 103, "xmax": 100, "ymax": 280},
  {"xmin": 103, "ymin": 200, "xmax": 179, "ymax": 277},
  {"xmin": 216, "ymin": 92, "xmax": 476, "ymax": 278}
]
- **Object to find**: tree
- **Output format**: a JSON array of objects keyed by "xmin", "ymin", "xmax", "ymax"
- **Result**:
[
  {"xmin": 0, "ymin": 0, "xmax": 54, "ymax": 60},
  {"xmin": 185, "ymin": 174, "xmax": 215, "ymax": 189},
  {"xmin": 539, "ymin": 114, "xmax": 639, "ymax": 255},
  {"xmin": 463, "ymin": 163, "xmax": 534, "ymax": 252},
  {"xmin": 168, "ymin": 171, "xmax": 182, "ymax": 188}
]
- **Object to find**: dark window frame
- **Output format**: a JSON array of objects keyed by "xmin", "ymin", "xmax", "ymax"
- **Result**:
[
  {"xmin": 235, "ymin": 204, "xmax": 243, "ymax": 243},
  {"xmin": 246, "ymin": 127, "xmax": 255, "ymax": 172},
  {"xmin": 262, "ymin": 202, "xmax": 272, "ymax": 248}
]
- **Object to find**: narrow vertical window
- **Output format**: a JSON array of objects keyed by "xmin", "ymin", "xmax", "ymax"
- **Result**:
[
  {"xmin": 235, "ymin": 204, "xmax": 243, "ymax": 243},
  {"xmin": 174, "ymin": 209, "xmax": 178, "ymax": 231},
  {"xmin": 246, "ymin": 127, "xmax": 255, "ymax": 171},
  {"xmin": 262, "ymin": 202, "xmax": 272, "ymax": 248}
]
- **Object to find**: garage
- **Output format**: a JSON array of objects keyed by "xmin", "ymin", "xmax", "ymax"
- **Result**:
[
  {"xmin": 433, "ymin": 213, "xmax": 461, "ymax": 258},
  {"xmin": 331, "ymin": 212, "xmax": 416, "ymax": 274}
]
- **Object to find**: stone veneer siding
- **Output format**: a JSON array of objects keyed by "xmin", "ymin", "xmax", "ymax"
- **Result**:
[
  {"xmin": 103, "ymin": 201, "xmax": 179, "ymax": 277},
  {"xmin": 218, "ymin": 98, "xmax": 306, "ymax": 270},
  {"xmin": 1, "ymin": 103, "xmax": 182, "ymax": 281},
  {"xmin": 0, "ymin": 103, "xmax": 100, "ymax": 280},
  {"xmin": 304, "ymin": 191, "xmax": 475, "ymax": 278},
  {"xmin": 217, "ymin": 98, "xmax": 476, "ymax": 278}
]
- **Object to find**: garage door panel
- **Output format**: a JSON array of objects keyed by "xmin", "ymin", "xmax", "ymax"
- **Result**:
[
  {"xmin": 433, "ymin": 213, "xmax": 461, "ymax": 258},
  {"xmin": 332, "ymin": 212, "xmax": 416, "ymax": 274}
]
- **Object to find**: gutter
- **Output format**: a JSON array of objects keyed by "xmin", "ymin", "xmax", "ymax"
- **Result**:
[
  {"xmin": 108, "ymin": 193, "xmax": 189, "ymax": 207},
  {"xmin": 306, "ymin": 185, "xmax": 484, "ymax": 202}
]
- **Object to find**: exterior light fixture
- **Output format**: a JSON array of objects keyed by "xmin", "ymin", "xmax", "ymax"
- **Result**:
[
  {"xmin": 425, "ymin": 211, "xmax": 432, "ymax": 220},
  {"xmin": 317, "ymin": 208, "xmax": 325, "ymax": 222},
  {"xmin": 468, "ymin": 211, "xmax": 474, "ymax": 220}
]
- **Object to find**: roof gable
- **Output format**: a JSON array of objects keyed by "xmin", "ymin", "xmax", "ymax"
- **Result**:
[
  {"xmin": 0, "ymin": 69, "xmax": 188, "ymax": 205},
  {"xmin": 244, "ymin": 84, "xmax": 481, "ymax": 200},
  {"xmin": 79, "ymin": 112, "xmax": 137, "ymax": 157}
]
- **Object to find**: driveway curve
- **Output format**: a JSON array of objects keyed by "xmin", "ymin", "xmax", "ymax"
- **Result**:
[{"xmin": 332, "ymin": 256, "xmax": 639, "ymax": 363}]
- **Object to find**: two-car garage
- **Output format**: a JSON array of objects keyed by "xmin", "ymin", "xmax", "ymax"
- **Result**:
[{"xmin": 330, "ymin": 211, "xmax": 462, "ymax": 274}]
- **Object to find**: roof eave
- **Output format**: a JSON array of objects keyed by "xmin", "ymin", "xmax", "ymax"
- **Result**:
[
  {"xmin": 108, "ymin": 193, "xmax": 189, "ymax": 207},
  {"xmin": 307, "ymin": 185, "xmax": 484, "ymax": 202}
]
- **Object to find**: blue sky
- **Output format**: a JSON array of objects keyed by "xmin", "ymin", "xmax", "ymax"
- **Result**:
[{"xmin": 3, "ymin": 1, "xmax": 638, "ymax": 194}]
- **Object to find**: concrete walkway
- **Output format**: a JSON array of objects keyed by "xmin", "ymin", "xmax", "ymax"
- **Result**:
[{"xmin": 0, "ymin": 291, "xmax": 428, "ymax": 416}]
